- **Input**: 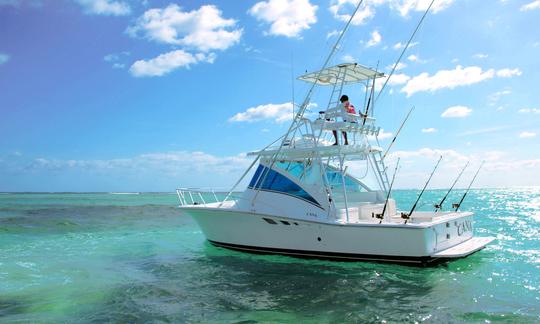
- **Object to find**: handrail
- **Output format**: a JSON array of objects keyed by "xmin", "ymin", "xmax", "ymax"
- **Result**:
[{"xmin": 176, "ymin": 188, "xmax": 233, "ymax": 207}]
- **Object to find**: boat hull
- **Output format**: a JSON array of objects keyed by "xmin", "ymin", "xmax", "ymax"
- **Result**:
[{"xmin": 181, "ymin": 207, "xmax": 491, "ymax": 266}]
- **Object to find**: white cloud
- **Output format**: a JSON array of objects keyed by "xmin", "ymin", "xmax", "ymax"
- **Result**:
[
  {"xmin": 75, "ymin": 0, "xmax": 131, "ymax": 16},
  {"xmin": 421, "ymin": 128, "xmax": 437, "ymax": 133},
  {"xmin": 407, "ymin": 54, "xmax": 426, "ymax": 63},
  {"xmin": 104, "ymin": 51, "xmax": 130, "ymax": 69},
  {"xmin": 401, "ymin": 65, "xmax": 493, "ymax": 96},
  {"xmin": 488, "ymin": 89, "xmax": 511, "ymax": 105},
  {"xmin": 0, "ymin": 53, "xmax": 9, "ymax": 65},
  {"xmin": 401, "ymin": 66, "xmax": 523, "ymax": 96},
  {"xmin": 249, "ymin": 0, "xmax": 318, "ymax": 38},
  {"xmin": 388, "ymin": 73, "xmax": 410, "ymax": 85},
  {"xmin": 377, "ymin": 129, "xmax": 393, "ymax": 140},
  {"xmin": 229, "ymin": 102, "xmax": 295, "ymax": 123},
  {"xmin": 129, "ymin": 50, "xmax": 216, "ymax": 77},
  {"xmin": 329, "ymin": 0, "xmax": 454, "ymax": 25},
  {"xmin": 329, "ymin": 0, "xmax": 374, "ymax": 25},
  {"xmin": 393, "ymin": 41, "xmax": 418, "ymax": 50},
  {"xmin": 387, "ymin": 62, "xmax": 407, "ymax": 71},
  {"xmin": 518, "ymin": 108, "xmax": 540, "ymax": 114},
  {"xmin": 326, "ymin": 29, "xmax": 340, "ymax": 39},
  {"xmin": 473, "ymin": 53, "xmax": 488, "ymax": 59},
  {"xmin": 127, "ymin": 4, "xmax": 242, "ymax": 52},
  {"xmin": 519, "ymin": 131, "xmax": 537, "ymax": 138},
  {"xmin": 366, "ymin": 30, "xmax": 382, "ymax": 47},
  {"xmin": 392, "ymin": 0, "xmax": 455, "ymax": 17},
  {"xmin": 520, "ymin": 0, "xmax": 540, "ymax": 11},
  {"xmin": 386, "ymin": 147, "xmax": 540, "ymax": 188},
  {"xmin": 496, "ymin": 68, "xmax": 522, "ymax": 77},
  {"xmin": 441, "ymin": 105, "xmax": 472, "ymax": 118},
  {"xmin": 341, "ymin": 54, "xmax": 355, "ymax": 62},
  {"xmin": 21, "ymin": 151, "xmax": 253, "ymax": 184}
]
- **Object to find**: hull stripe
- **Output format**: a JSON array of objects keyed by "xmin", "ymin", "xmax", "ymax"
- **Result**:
[{"xmin": 207, "ymin": 240, "xmax": 445, "ymax": 266}]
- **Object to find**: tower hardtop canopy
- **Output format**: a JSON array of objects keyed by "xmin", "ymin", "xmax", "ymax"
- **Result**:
[{"xmin": 298, "ymin": 62, "xmax": 385, "ymax": 85}]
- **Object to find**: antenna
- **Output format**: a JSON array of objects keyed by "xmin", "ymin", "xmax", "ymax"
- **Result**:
[
  {"xmin": 291, "ymin": 51, "xmax": 295, "ymax": 119},
  {"xmin": 453, "ymin": 161, "xmax": 485, "ymax": 211},
  {"xmin": 374, "ymin": 157, "xmax": 400, "ymax": 223},
  {"xmin": 435, "ymin": 161, "xmax": 469, "ymax": 212},
  {"xmin": 401, "ymin": 155, "xmax": 442, "ymax": 223},
  {"xmin": 382, "ymin": 106, "xmax": 414, "ymax": 160}
]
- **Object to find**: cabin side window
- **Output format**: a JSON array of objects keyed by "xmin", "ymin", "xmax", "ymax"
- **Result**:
[{"xmin": 248, "ymin": 165, "xmax": 320, "ymax": 206}]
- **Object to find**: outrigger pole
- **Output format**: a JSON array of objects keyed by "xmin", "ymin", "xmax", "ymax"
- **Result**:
[
  {"xmin": 434, "ymin": 161, "xmax": 469, "ymax": 212},
  {"xmin": 402, "ymin": 155, "xmax": 442, "ymax": 223},
  {"xmin": 375, "ymin": 0, "xmax": 436, "ymax": 106},
  {"xmin": 453, "ymin": 161, "xmax": 485, "ymax": 211},
  {"xmin": 375, "ymin": 157, "xmax": 400, "ymax": 223},
  {"xmin": 251, "ymin": 0, "xmax": 365, "ymax": 204},
  {"xmin": 382, "ymin": 106, "xmax": 414, "ymax": 160}
]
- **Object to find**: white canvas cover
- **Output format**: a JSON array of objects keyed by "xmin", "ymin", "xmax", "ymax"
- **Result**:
[{"xmin": 298, "ymin": 63, "xmax": 384, "ymax": 85}]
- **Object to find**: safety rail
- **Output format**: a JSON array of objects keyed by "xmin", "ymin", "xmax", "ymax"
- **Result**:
[{"xmin": 176, "ymin": 188, "xmax": 221, "ymax": 207}]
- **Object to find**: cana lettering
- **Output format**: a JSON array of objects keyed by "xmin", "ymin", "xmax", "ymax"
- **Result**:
[{"xmin": 457, "ymin": 220, "xmax": 472, "ymax": 236}]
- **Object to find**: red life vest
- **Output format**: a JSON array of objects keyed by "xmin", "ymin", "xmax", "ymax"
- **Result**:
[{"xmin": 344, "ymin": 102, "xmax": 356, "ymax": 114}]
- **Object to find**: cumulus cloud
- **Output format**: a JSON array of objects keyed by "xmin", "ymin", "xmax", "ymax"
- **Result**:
[
  {"xmin": 386, "ymin": 147, "xmax": 540, "ymax": 187},
  {"xmin": 401, "ymin": 65, "xmax": 521, "ymax": 97},
  {"xmin": 393, "ymin": 41, "xmax": 418, "ymax": 50},
  {"xmin": 392, "ymin": 0, "xmax": 455, "ymax": 17},
  {"xmin": 520, "ymin": 0, "xmax": 540, "ymax": 11},
  {"xmin": 329, "ymin": 0, "xmax": 454, "ymax": 25},
  {"xmin": 329, "ymin": 0, "xmax": 374, "ymax": 25},
  {"xmin": 249, "ymin": 0, "xmax": 318, "ymax": 38},
  {"xmin": 366, "ymin": 30, "xmax": 382, "ymax": 47},
  {"xmin": 441, "ymin": 105, "xmax": 472, "ymax": 118},
  {"xmin": 22, "ymin": 151, "xmax": 253, "ymax": 179},
  {"xmin": 127, "ymin": 4, "xmax": 242, "ymax": 52},
  {"xmin": 473, "ymin": 53, "xmax": 488, "ymax": 59},
  {"xmin": 103, "ymin": 51, "xmax": 130, "ymax": 69},
  {"xmin": 387, "ymin": 62, "xmax": 407, "ymax": 71},
  {"xmin": 421, "ymin": 128, "xmax": 437, "ymax": 133},
  {"xmin": 518, "ymin": 108, "xmax": 540, "ymax": 114},
  {"xmin": 407, "ymin": 54, "xmax": 426, "ymax": 63},
  {"xmin": 129, "ymin": 50, "xmax": 216, "ymax": 77},
  {"xmin": 496, "ymin": 68, "xmax": 522, "ymax": 77},
  {"xmin": 0, "ymin": 53, "xmax": 9, "ymax": 65},
  {"xmin": 229, "ymin": 102, "xmax": 296, "ymax": 123},
  {"xmin": 341, "ymin": 54, "xmax": 356, "ymax": 62},
  {"xmin": 519, "ymin": 131, "xmax": 537, "ymax": 138},
  {"xmin": 74, "ymin": 0, "xmax": 131, "ymax": 16}
]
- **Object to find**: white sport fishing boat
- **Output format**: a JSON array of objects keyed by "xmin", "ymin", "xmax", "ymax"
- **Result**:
[{"xmin": 176, "ymin": 3, "xmax": 494, "ymax": 266}]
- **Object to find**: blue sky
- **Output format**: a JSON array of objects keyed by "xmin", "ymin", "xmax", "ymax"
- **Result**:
[{"xmin": 0, "ymin": 0, "xmax": 539, "ymax": 192}]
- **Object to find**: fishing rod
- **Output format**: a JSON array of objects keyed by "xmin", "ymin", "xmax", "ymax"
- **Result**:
[
  {"xmin": 382, "ymin": 106, "xmax": 414, "ymax": 160},
  {"xmin": 363, "ymin": 63, "xmax": 378, "ymax": 126},
  {"xmin": 453, "ymin": 161, "xmax": 485, "ymax": 212},
  {"xmin": 375, "ymin": 158, "xmax": 400, "ymax": 223},
  {"xmin": 401, "ymin": 155, "xmax": 442, "ymax": 223},
  {"xmin": 435, "ymin": 161, "xmax": 469, "ymax": 212}
]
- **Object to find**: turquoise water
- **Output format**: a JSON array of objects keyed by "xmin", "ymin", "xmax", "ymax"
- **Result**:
[{"xmin": 1, "ymin": 189, "xmax": 539, "ymax": 323}]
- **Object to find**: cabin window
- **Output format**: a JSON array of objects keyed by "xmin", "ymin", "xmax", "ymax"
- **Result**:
[{"xmin": 248, "ymin": 165, "xmax": 320, "ymax": 206}]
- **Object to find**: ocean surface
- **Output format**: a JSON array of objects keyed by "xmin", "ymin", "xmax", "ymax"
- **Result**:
[{"xmin": 1, "ymin": 189, "xmax": 539, "ymax": 323}]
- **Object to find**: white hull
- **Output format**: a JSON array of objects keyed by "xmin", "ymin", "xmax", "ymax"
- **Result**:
[{"xmin": 181, "ymin": 206, "xmax": 493, "ymax": 265}]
